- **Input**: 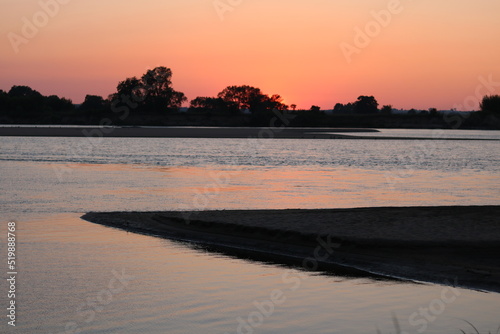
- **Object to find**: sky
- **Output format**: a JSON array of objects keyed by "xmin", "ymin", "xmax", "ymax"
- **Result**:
[{"xmin": 1, "ymin": 0, "xmax": 500, "ymax": 110}]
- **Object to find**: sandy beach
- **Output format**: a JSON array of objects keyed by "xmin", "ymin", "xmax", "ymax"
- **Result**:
[{"xmin": 82, "ymin": 206, "xmax": 500, "ymax": 293}]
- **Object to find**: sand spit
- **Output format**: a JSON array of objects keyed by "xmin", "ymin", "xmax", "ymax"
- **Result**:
[
  {"xmin": 82, "ymin": 206, "xmax": 500, "ymax": 293},
  {"xmin": 2, "ymin": 126, "xmax": 499, "ymax": 140},
  {"xmin": 0, "ymin": 126, "xmax": 377, "ymax": 138}
]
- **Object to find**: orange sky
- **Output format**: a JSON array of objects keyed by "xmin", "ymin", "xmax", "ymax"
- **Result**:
[{"xmin": 1, "ymin": 0, "xmax": 500, "ymax": 110}]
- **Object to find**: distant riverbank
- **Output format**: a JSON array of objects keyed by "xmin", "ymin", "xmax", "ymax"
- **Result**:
[
  {"xmin": 82, "ymin": 206, "xmax": 500, "ymax": 293},
  {"xmin": 2, "ymin": 126, "xmax": 500, "ymax": 140},
  {"xmin": 0, "ymin": 126, "xmax": 376, "ymax": 139}
]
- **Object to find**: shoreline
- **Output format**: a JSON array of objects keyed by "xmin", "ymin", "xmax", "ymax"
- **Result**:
[
  {"xmin": 82, "ymin": 206, "xmax": 500, "ymax": 293},
  {"xmin": 0, "ymin": 126, "xmax": 376, "ymax": 139},
  {"xmin": 2, "ymin": 126, "xmax": 499, "ymax": 140}
]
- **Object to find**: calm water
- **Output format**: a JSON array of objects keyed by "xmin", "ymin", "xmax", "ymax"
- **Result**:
[
  {"xmin": 1, "ymin": 131, "xmax": 500, "ymax": 333},
  {"xmin": 336, "ymin": 129, "xmax": 500, "ymax": 140}
]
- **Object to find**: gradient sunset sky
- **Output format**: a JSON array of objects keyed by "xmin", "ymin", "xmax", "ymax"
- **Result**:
[{"xmin": 1, "ymin": 0, "xmax": 499, "ymax": 110}]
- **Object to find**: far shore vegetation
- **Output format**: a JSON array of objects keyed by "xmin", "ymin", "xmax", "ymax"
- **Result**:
[{"xmin": 1, "ymin": 66, "xmax": 499, "ymax": 129}]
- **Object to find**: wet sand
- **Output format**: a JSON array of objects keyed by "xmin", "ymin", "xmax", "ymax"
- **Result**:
[{"xmin": 82, "ymin": 206, "xmax": 500, "ymax": 293}]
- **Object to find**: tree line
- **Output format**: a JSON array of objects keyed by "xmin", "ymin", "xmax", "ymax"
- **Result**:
[{"xmin": 1, "ymin": 66, "xmax": 499, "ymax": 128}]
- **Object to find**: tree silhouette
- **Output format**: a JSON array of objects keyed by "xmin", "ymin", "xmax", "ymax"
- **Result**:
[
  {"xmin": 381, "ymin": 105, "xmax": 393, "ymax": 115},
  {"xmin": 79, "ymin": 95, "xmax": 106, "ymax": 111},
  {"xmin": 109, "ymin": 77, "xmax": 143, "ymax": 103},
  {"xmin": 109, "ymin": 67, "xmax": 186, "ymax": 113},
  {"xmin": 217, "ymin": 85, "xmax": 263, "ymax": 111},
  {"xmin": 268, "ymin": 94, "xmax": 288, "ymax": 111},
  {"xmin": 333, "ymin": 102, "xmax": 354, "ymax": 114},
  {"xmin": 189, "ymin": 96, "xmax": 239, "ymax": 114},
  {"xmin": 191, "ymin": 97, "xmax": 220, "ymax": 109},
  {"xmin": 45, "ymin": 95, "xmax": 73, "ymax": 112},
  {"xmin": 217, "ymin": 85, "xmax": 287, "ymax": 112},
  {"xmin": 141, "ymin": 67, "xmax": 186, "ymax": 112},
  {"xmin": 480, "ymin": 95, "xmax": 500, "ymax": 115},
  {"xmin": 171, "ymin": 91, "xmax": 188, "ymax": 109},
  {"xmin": 354, "ymin": 95, "xmax": 378, "ymax": 114},
  {"xmin": 0, "ymin": 90, "xmax": 8, "ymax": 112},
  {"xmin": 3, "ymin": 76, "xmax": 499, "ymax": 128},
  {"xmin": 0, "ymin": 85, "xmax": 73, "ymax": 119},
  {"xmin": 8, "ymin": 85, "xmax": 42, "ymax": 98},
  {"xmin": 428, "ymin": 108, "xmax": 438, "ymax": 116},
  {"xmin": 141, "ymin": 67, "xmax": 172, "ymax": 96},
  {"xmin": 6, "ymin": 86, "xmax": 44, "ymax": 117}
]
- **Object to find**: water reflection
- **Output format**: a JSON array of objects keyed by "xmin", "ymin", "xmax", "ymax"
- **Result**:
[{"xmin": 11, "ymin": 214, "xmax": 499, "ymax": 334}]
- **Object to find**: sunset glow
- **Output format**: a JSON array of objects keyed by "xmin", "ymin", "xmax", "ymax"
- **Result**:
[{"xmin": 2, "ymin": 0, "xmax": 500, "ymax": 110}]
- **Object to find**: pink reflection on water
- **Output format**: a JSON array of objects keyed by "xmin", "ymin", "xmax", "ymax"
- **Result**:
[{"xmin": 3, "ymin": 161, "xmax": 498, "ymax": 215}]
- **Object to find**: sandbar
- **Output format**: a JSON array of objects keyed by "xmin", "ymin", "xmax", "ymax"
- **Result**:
[
  {"xmin": 0, "ymin": 126, "xmax": 377, "ymax": 138},
  {"xmin": 82, "ymin": 206, "xmax": 500, "ymax": 293}
]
